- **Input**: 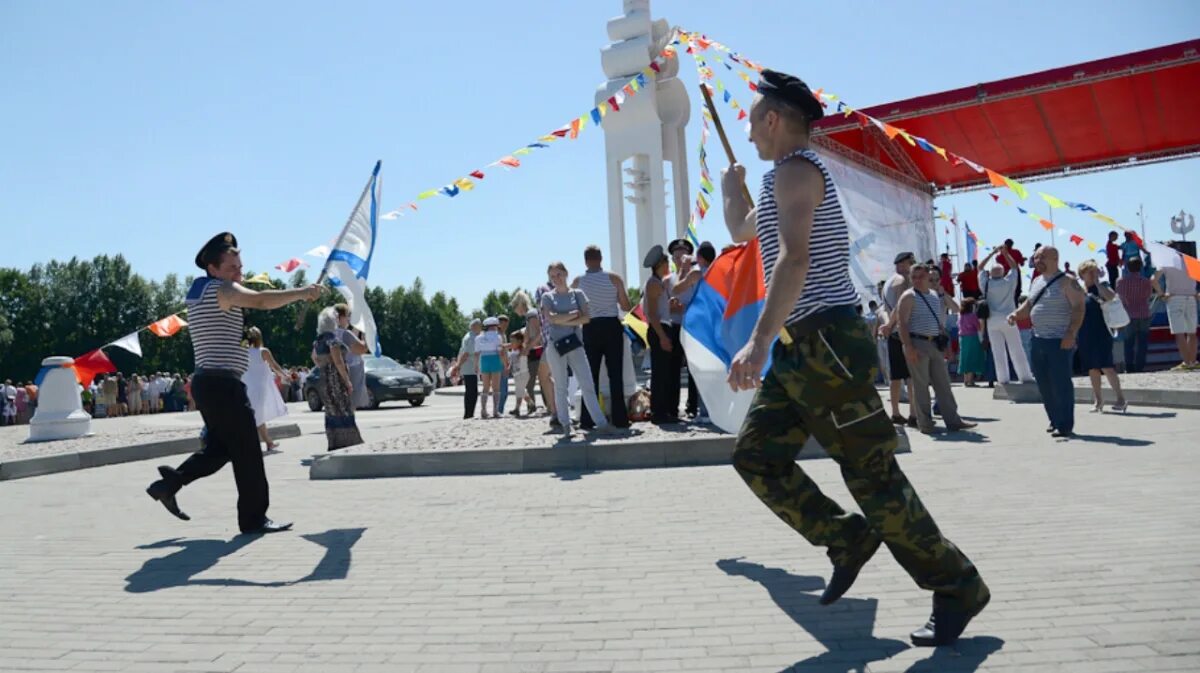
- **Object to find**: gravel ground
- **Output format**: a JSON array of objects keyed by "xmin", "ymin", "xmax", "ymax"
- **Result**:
[
  {"xmin": 343, "ymin": 413, "xmax": 729, "ymax": 454},
  {"xmin": 1073, "ymin": 370, "xmax": 1200, "ymax": 391}
]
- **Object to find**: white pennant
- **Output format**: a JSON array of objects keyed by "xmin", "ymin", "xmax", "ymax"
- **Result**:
[
  {"xmin": 305, "ymin": 245, "xmax": 331, "ymax": 258},
  {"xmin": 107, "ymin": 330, "xmax": 143, "ymax": 358}
]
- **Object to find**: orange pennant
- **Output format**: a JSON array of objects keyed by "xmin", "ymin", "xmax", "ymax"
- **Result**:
[
  {"xmin": 1039, "ymin": 219, "xmax": 1054, "ymax": 231},
  {"xmin": 148, "ymin": 314, "xmax": 187, "ymax": 337},
  {"xmin": 882, "ymin": 124, "xmax": 900, "ymax": 140},
  {"xmin": 986, "ymin": 169, "xmax": 1008, "ymax": 189}
]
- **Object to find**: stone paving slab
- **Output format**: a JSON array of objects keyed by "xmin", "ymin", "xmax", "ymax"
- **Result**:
[
  {"xmin": 2, "ymin": 388, "xmax": 1198, "ymax": 672},
  {"xmin": 995, "ymin": 370, "xmax": 1200, "ymax": 409}
]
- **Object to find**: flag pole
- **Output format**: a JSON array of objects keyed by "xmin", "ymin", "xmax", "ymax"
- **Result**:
[
  {"xmin": 294, "ymin": 160, "xmax": 382, "ymax": 329},
  {"xmin": 698, "ymin": 83, "xmax": 792, "ymax": 346}
]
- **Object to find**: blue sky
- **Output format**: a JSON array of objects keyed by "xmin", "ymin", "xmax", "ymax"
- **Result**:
[{"xmin": 2, "ymin": 0, "xmax": 1197, "ymax": 311}]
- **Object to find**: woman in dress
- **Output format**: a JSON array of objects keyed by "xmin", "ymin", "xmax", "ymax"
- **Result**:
[
  {"xmin": 333, "ymin": 304, "xmax": 371, "ymax": 410},
  {"xmin": 128, "ymin": 374, "xmax": 142, "ymax": 416},
  {"xmin": 1077, "ymin": 260, "xmax": 1127, "ymax": 413},
  {"xmin": 313, "ymin": 307, "xmax": 364, "ymax": 450},
  {"xmin": 474, "ymin": 316, "xmax": 507, "ymax": 418},
  {"xmin": 242, "ymin": 327, "xmax": 290, "ymax": 452}
]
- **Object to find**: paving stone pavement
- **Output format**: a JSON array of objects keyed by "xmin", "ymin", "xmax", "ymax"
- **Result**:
[{"xmin": 1, "ymin": 387, "xmax": 1198, "ymax": 673}]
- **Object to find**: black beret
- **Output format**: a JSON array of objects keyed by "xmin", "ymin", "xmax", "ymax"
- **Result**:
[
  {"xmin": 893, "ymin": 251, "xmax": 916, "ymax": 265},
  {"xmin": 195, "ymin": 232, "xmax": 239, "ymax": 270},
  {"xmin": 667, "ymin": 238, "xmax": 694, "ymax": 255},
  {"xmin": 757, "ymin": 69, "xmax": 824, "ymax": 122},
  {"xmin": 642, "ymin": 244, "xmax": 668, "ymax": 269}
]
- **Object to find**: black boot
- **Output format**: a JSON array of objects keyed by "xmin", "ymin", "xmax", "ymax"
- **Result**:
[
  {"xmin": 820, "ymin": 534, "xmax": 882, "ymax": 605},
  {"xmin": 910, "ymin": 589, "xmax": 991, "ymax": 647}
]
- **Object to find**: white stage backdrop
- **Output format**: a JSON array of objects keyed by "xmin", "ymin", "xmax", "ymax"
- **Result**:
[{"xmin": 816, "ymin": 150, "xmax": 936, "ymax": 303}]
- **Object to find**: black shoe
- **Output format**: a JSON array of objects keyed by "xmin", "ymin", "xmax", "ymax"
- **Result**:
[
  {"xmin": 146, "ymin": 467, "xmax": 189, "ymax": 521},
  {"xmin": 820, "ymin": 535, "xmax": 882, "ymax": 605},
  {"xmin": 906, "ymin": 416, "xmax": 918, "ymax": 428},
  {"xmin": 241, "ymin": 519, "xmax": 293, "ymax": 535},
  {"xmin": 1046, "ymin": 425, "xmax": 1055, "ymax": 433},
  {"xmin": 910, "ymin": 593, "xmax": 991, "ymax": 647},
  {"xmin": 1051, "ymin": 430, "xmax": 1074, "ymax": 438}
]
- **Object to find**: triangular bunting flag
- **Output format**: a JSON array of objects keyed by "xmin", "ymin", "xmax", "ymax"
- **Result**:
[
  {"xmin": 148, "ymin": 314, "xmax": 187, "ymax": 337},
  {"xmin": 1040, "ymin": 193, "xmax": 1068, "ymax": 209},
  {"xmin": 73, "ymin": 348, "xmax": 116, "ymax": 387},
  {"xmin": 107, "ymin": 330, "xmax": 143, "ymax": 358}
]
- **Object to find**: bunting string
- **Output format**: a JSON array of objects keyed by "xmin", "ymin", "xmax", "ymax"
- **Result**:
[{"xmin": 677, "ymin": 31, "xmax": 1176, "ymax": 261}]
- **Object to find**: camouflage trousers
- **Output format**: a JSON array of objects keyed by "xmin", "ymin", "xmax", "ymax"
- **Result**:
[{"xmin": 733, "ymin": 312, "xmax": 987, "ymax": 604}]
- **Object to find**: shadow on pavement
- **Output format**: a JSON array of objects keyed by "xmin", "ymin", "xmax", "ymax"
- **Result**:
[
  {"xmin": 1068, "ymin": 433, "xmax": 1153, "ymax": 446},
  {"xmin": 717, "ymin": 558, "xmax": 908, "ymax": 673},
  {"xmin": 902, "ymin": 635, "xmax": 1005, "ymax": 672},
  {"xmin": 551, "ymin": 469, "xmax": 602, "ymax": 481},
  {"xmin": 125, "ymin": 527, "xmax": 366, "ymax": 593}
]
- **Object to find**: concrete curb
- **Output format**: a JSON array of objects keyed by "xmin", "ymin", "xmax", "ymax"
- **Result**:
[
  {"xmin": 0, "ymin": 424, "xmax": 303, "ymax": 481},
  {"xmin": 309, "ymin": 428, "xmax": 912, "ymax": 480},
  {"xmin": 994, "ymin": 382, "xmax": 1200, "ymax": 409}
]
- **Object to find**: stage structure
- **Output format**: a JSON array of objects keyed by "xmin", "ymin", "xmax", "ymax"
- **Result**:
[{"xmin": 598, "ymin": 0, "xmax": 690, "ymax": 284}]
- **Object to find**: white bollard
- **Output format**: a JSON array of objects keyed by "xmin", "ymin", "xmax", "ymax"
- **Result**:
[{"xmin": 28, "ymin": 356, "xmax": 93, "ymax": 442}]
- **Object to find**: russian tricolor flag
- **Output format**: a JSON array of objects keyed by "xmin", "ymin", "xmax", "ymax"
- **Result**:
[{"xmin": 681, "ymin": 240, "xmax": 773, "ymax": 434}]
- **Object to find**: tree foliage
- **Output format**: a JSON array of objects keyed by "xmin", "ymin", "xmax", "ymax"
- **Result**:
[{"xmin": 0, "ymin": 255, "xmax": 503, "ymax": 381}]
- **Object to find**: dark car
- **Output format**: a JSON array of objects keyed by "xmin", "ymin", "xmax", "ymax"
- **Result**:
[{"xmin": 305, "ymin": 355, "xmax": 433, "ymax": 411}]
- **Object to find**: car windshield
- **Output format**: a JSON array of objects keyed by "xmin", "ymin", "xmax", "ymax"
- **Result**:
[{"xmin": 364, "ymin": 356, "xmax": 402, "ymax": 372}]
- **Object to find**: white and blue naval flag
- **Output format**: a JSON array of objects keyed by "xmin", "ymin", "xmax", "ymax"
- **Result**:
[{"xmin": 325, "ymin": 160, "xmax": 382, "ymax": 356}]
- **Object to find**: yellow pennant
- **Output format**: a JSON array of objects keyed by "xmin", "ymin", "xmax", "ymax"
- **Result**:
[
  {"xmin": 935, "ymin": 147, "xmax": 948, "ymax": 161},
  {"xmin": 1087, "ymin": 242, "xmax": 1098, "ymax": 251},
  {"xmin": 898, "ymin": 131, "xmax": 917, "ymax": 147},
  {"xmin": 1039, "ymin": 192, "xmax": 1067, "ymax": 209},
  {"xmin": 598, "ymin": 102, "xmax": 608, "ymax": 118},
  {"xmin": 513, "ymin": 148, "xmax": 533, "ymax": 156},
  {"xmin": 1092, "ymin": 213, "xmax": 1117, "ymax": 225},
  {"xmin": 453, "ymin": 177, "xmax": 475, "ymax": 192},
  {"xmin": 1003, "ymin": 176, "xmax": 1028, "ymax": 200},
  {"xmin": 417, "ymin": 190, "xmax": 438, "ymax": 200},
  {"xmin": 538, "ymin": 134, "xmax": 559, "ymax": 143}
]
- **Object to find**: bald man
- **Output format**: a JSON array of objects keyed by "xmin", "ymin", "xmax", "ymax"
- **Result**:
[{"xmin": 1008, "ymin": 246, "xmax": 1085, "ymax": 438}]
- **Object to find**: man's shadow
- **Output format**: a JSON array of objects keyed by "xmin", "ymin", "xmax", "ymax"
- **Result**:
[
  {"xmin": 124, "ymin": 528, "xmax": 366, "ymax": 593},
  {"xmin": 717, "ymin": 558, "xmax": 908, "ymax": 673}
]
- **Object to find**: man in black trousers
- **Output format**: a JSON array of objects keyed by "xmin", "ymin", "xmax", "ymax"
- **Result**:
[
  {"xmin": 450, "ymin": 318, "xmax": 482, "ymax": 418},
  {"xmin": 573, "ymin": 245, "xmax": 633, "ymax": 428},
  {"xmin": 145, "ymin": 232, "xmax": 320, "ymax": 534}
]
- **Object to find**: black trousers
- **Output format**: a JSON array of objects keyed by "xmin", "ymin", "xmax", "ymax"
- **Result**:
[
  {"xmin": 164, "ymin": 374, "xmax": 269, "ymax": 532},
  {"xmin": 462, "ymin": 374, "xmax": 478, "ymax": 418},
  {"xmin": 580, "ymin": 317, "xmax": 628, "ymax": 428},
  {"xmin": 649, "ymin": 324, "xmax": 682, "ymax": 420}
]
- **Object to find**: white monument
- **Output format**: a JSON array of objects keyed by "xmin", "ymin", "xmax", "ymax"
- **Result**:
[
  {"xmin": 598, "ymin": 0, "xmax": 690, "ymax": 285},
  {"xmin": 28, "ymin": 356, "xmax": 93, "ymax": 442}
]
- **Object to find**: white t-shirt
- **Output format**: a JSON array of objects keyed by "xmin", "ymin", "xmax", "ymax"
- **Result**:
[{"xmin": 474, "ymin": 331, "xmax": 503, "ymax": 355}]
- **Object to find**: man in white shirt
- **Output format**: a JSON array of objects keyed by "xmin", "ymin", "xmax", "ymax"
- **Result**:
[
  {"xmin": 978, "ymin": 246, "xmax": 1033, "ymax": 384},
  {"xmin": 1153, "ymin": 265, "xmax": 1200, "ymax": 370}
]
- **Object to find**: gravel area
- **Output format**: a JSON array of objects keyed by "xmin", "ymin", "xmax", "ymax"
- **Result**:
[
  {"xmin": 0, "ymin": 424, "xmax": 200, "ymax": 463},
  {"xmin": 1073, "ymin": 370, "xmax": 1200, "ymax": 391},
  {"xmin": 343, "ymin": 414, "xmax": 729, "ymax": 454}
]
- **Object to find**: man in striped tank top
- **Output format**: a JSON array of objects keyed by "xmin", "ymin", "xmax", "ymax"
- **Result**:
[
  {"xmin": 145, "ymin": 232, "xmax": 321, "ymax": 535},
  {"xmin": 572, "ymin": 245, "xmax": 633, "ymax": 428},
  {"xmin": 721, "ymin": 70, "xmax": 989, "ymax": 647},
  {"xmin": 1007, "ymin": 246, "xmax": 1086, "ymax": 438}
]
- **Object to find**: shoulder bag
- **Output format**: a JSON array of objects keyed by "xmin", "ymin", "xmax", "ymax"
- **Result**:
[{"xmin": 552, "ymin": 291, "xmax": 584, "ymax": 356}]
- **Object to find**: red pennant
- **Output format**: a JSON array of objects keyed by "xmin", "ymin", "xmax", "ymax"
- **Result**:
[
  {"xmin": 951, "ymin": 156, "xmax": 963, "ymax": 166},
  {"xmin": 73, "ymin": 348, "xmax": 117, "ymax": 387},
  {"xmin": 498, "ymin": 156, "xmax": 520, "ymax": 168},
  {"xmin": 855, "ymin": 112, "xmax": 870, "ymax": 128},
  {"xmin": 737, "ymin": 109, "xmax": 747, "ymax": 121},
  {"xmin": 747, "ymin": 82, "xmax": 758, "ymax": 92},
  {"xmin": 1070, "ymin": 234, "xmax": 1084, "ymax": 245},
  {"xmin": 989, "ymin": 193, "xmax": 1000, "ymax": 202},
  {"xmin": 470, "ymin": 170, "xmax": 485, "ymax": 179},
  {"xmin": 650, "ymin": 61, "xmax": 660, "ymax": 73},
  {"xmin": 607, "ymin": 96, "xmax": 620, "ymax": 112},
  {"xmin": 550, "ymin": 128, "xmax": 569, "ymax": 138}
]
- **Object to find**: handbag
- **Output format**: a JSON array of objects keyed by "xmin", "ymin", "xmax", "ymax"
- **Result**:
[
  {"xmin": 977, "ymin": 275, "xmax": 991, "ymax": 320},
  {"xmin": 1101, "ymin": 292, "xmax": 1130, "ymax": 330},
  {"xmin": 552, "ymin": 290, "xmax": 584, "ymax": 356}
]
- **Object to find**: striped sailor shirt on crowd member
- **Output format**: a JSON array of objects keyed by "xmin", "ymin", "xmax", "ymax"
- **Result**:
[
  {"xmin": 757, "ymin": 148, "xmax": 860, "ymax": 325},
  {"xmin": 576, "ymin": 269, "xmax": 621, "ymax": 318},
  {"xmin": 1029, "ymin": 272, "xmax": 1072, "ymax": 339},
  {"xmin": 188, "ymin": 278, "xmax": 250, "ymax": 375},
  {"xmin": 906, "ymin": 290, "xmax": 944, "ymax": 337}
]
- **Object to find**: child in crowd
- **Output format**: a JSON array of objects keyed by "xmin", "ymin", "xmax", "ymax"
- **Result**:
[
  {"xmin": 507, "ymin": 330, "xmax": 533, "ymax": 417},
  {"xmin": 957, "ymin": 298, "xmax": 985, "ymax": 386}
]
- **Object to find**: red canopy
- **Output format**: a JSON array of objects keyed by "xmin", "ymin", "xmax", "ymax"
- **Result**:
[{"xmin": 813, "ymin": 40, "xmax": 1200, "ymax": 193}]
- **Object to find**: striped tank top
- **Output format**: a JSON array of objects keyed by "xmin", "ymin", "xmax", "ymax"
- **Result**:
[
  {"xmin": 907, "ymin": 290, "xmax": 943, "ymax": 336},
  {"xmin": 188, "ymin": 279, "xmax": 250, "ymax": 375},
  {"xmin": 1029, "ymin": 272, "xmax": 1072, "ymax": 339},
  {"xmin": 757, "ymin": 149, "xmax": 860, "ymax": 325},
  {"xmin": 576, "ymin": 269, "xmax": 620, "ymax": 318}
]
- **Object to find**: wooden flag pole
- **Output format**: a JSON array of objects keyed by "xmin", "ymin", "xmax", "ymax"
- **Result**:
[
  {"xmin": 698, "ymin": 83, "xmax": 792, "ymax": 346},
  {"xmin": 700, "ymin": 83, "xmax": 754, "ymax": 209}
]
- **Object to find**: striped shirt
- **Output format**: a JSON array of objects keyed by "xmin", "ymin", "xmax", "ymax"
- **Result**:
[
  {"xmin": 906, "ymin": 290, "xmax": 944, "ymax": 337},
  {"xmin": 1029, "ymin": 273, "xmax": 1072, "ymax": 339},
  {"xmin": 188, "ymin": 279, "xmax": 250, "ymax": 375},
  {"xmin": 643, "ymin": 275, "xmax": 673, "ymax": 326},
  {"xmin": 576, "ymin": 269, "xmax": 620, "ymax": 318},
  {"xmin": 757, "ymin": 149, "xmax": 860, "ymax": 325}
]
